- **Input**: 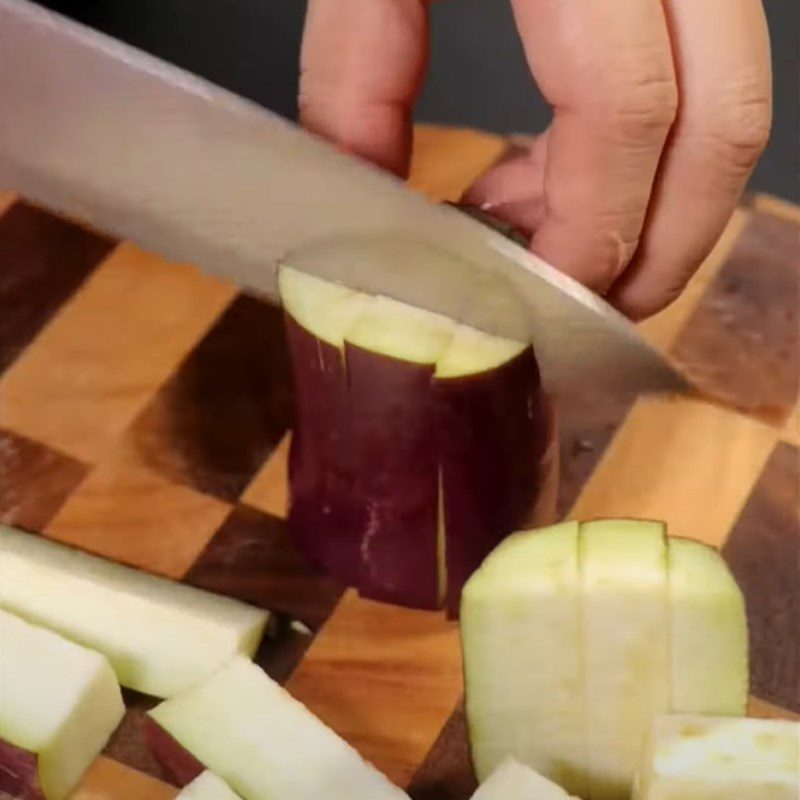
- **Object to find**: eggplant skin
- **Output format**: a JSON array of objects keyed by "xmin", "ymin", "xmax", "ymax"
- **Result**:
[
  {"xmin": 0, "ymin": 742, "xmax": 43, "ymax": 800},
  {"xmin": 285, "ymin": 315, "xmax": 364, "ymax": 585},
  {"xmin": 144, "ymin": 716, "xmax": 205, "ymax": 788},
  {"xmin": 435, "ymin": 347, "xmax": 551, "ymax": 616},
  {"xmin": 345, "ymin": 343, "xmax": 441, "ymax": 610},
  {"xmin": 284, "ymin": 313, "xmax": 554, "ymax": 612}
]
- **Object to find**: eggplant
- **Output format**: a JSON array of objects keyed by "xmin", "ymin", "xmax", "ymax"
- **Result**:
[
  {"xmin": 635, "ymin": 715, "xmax": 799, "ymax": 799},
  {"xmin": 176, "ymin": 771, "xmax": 243, "ymax": 800},
  {"xmin": 0, "ymin": 611, "xmax": 124, "ymax": 800},
  {"xmin": 146, "ymin": 657, "xmax": 410, "ymax": 800},
  {"xmin": 279, "ymin": 267, "xmax": 555, "ymax": 612},
  {"xmin": 0, "ymin": 526, "xmax": 269, "ymax": 698},
  {"xmin": 461, "ymin": 519, "xmax": 750, "ymax": 798}
]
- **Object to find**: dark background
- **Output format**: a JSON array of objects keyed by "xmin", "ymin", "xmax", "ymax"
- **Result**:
[{"xmin": 37, "ymin": 0, "xmax": 799, "ymax": 202}]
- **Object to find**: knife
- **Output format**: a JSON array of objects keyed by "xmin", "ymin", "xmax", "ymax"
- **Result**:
[{"xmin": 0, "ymin": 0, "xmax": 689, "ymax": 413}]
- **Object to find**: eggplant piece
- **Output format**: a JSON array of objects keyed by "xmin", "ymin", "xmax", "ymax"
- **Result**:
[
  {"xmin": 344, "ymin": 297, "xmax": 454, "ymax": 608},
  {"xmin": 0, "ymin": 526, "xmax": 269, "ymax": 698},
  {"xmin": 279, "ymin": 269, "xmax": 368, "ymax": 585},
  {"xmin": 0, "ymin": 744, "xmax": 40, "ymax": 800},
  {"xmin": 284, "ymin": 319, "xmax": 361, "ymax": 583},
  {"xmin": 667, "ymin": 538, "xmax": 748, "ymax": 715},
  {"xmin": 461, "ymin": 522, "xmax": 588, "ymax": 795},
  {"xmin": 435, "ymin": 326, "xmax": 552, "ymax": 614},
  {"xmin": 147, "ymin": 657, "xmax": 411, "ymax": 800},
  {"xmin": 280, "ymin": 267, "xmax": 554, "ymax": 611},
  {"xmin": 0, "ymin": 611, "xmax": 124, "ymax": 800},
  {"xmin": 470, "ymin": 758, "xmax": 576, "ymax": 799},
  {"xmin": 462, "ymin": 519, "xmax": 750, "ymax": 799},
  {"xmin": 177, "ymin": 772, "xmax": 243, "ymax": 800},
  {"xmin": 635, "ymin": 715, "xmax": 800, "ymax": 800},
  {"xmin": 345, "ymin": 343, "xmax": 441, "ymax": 607},
  {"xmin": 580, "ymin": 519, "xmax": 670, "ymax": 800}
]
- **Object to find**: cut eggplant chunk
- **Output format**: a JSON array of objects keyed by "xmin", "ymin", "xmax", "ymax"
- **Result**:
[
  {"xmin": 434, "ymin": 325, "xmax": 527, "ymax": 379},
  {"xmin": 580, "ymin": 519, "xmax": 670, "ymax": 800},
  {"xmin": 345, "ymin": 297, "xmax": 454, "ymax": 607},
  {"xmin": 463, "ymin": 519, "xmax": 752, "ymax": 800},
  {"xmin": 470, "ymin": 758, "xmax": 576, "ymax": 799},
  {"xmin": 436, "ymin": 328, "xmax": 550, "ymax": 614},
  {"xmin": 0, "ymin": 526, "xmax": 269, "ymax": 697},
  {"xmin": 346, "ymin": 343, "xmax": 443, "ymax": 607},
  {"xmin": 278, "ymin": 267, "xmax": 367, "ymax": 347},
  {"xmin": 281, "ymin": 267, "xmax": 368, "ymax": 584},
  {"xmin": 147, "ymin": 657, "xmax": 410, "ymax": 800},
  {"xmin": 667, "ymin": 538, "xmax": 748, "ymax": 716},
  {"xmin": 280, "ymin": 266, "xmax": 552, "ymax": 610},
  {"xmin": 634, "ymin": 715, "xmax": 800, "ymax": 800},
  {"xmin": 285, "ymin": 317, "xmax": 363, "ymax": 583},
  {"xmin": 0, "ymin": 610, "xmax": 124, "ymax": 800},
  {"xmin": 177, "ymin": 771, "xmax": 243, "ymax": 800},
  {"xmin": 462, "ymin": 522, "xmax": 588, "ymax": 796},
  {"xmin": 345, "ymin": 294, "xmax": 455, "ymax": 365}
]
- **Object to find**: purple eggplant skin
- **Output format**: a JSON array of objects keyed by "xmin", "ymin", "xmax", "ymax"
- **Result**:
[
  {"xmin": 345, "ymin": 343, "xmax": 442, "ymax": 610},
  {"xmin": 143, "ymin": 717, "xmax": 205, "ymax": 788},
  {"xmin": 435, "ymin": 346, "xmax": 551, "ymax": 616},
  {"xmin": 0, "ymin": 741, "xmax": 43, "ymax": 800},
  {"xmin": 285, "ymin": 309, "xmax": 555, "ymax": 612},
  {"xmin": 284, "ymin": 314, "xmax": 364, "ymax": 585}
]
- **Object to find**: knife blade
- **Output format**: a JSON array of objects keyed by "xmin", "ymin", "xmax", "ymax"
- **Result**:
[{"xmin": 0, "ymin": 0, "xmax": 688, "ymax": 409}]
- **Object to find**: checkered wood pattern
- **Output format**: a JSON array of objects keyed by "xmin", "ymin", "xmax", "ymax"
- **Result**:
[{"xmin": 0, "ymin": 126, "xmax": 797, "ymax": 800}]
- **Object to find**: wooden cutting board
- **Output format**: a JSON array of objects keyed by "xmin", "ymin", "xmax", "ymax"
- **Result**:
[{"xmin": 0, "ymin": 125, "xmax": 797, "ymax": 800}]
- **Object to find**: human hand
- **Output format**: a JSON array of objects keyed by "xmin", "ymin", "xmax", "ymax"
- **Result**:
[{"xmin": 299, "ymin": 0, "xmax": 772, "ymax": 319}]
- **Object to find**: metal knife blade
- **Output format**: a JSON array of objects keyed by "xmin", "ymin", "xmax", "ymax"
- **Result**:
[{"xmin": 0, "ymin": 0, "xmax": 688, "ymax": 407}]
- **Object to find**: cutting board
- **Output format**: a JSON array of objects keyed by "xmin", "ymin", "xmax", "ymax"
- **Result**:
[{"xmin": 0, "ymin": 125, "xmax": 797, "ymax": 800}]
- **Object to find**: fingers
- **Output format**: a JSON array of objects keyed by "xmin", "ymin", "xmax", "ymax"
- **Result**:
[
  {"xmin": 509, "ymin": 0, "xmax": 678, "ymax": 293},
  {"xmin": 609, "ymin": 0, "xmax": 772, "ymax": 318},
  {"xmin": 300, "ymin": 0, "xmax": 429, "ymax": 178},
  {"xmin": 301, "ymin": 0, "xmax": 771, "ymax": 321},
  {"xmin": 461, "ymin": 133, "xmax": 549, "ymax": 239}
]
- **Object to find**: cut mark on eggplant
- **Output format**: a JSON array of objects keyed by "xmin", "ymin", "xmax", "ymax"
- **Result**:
[{"xmin": 437, "ymin": 470, "xmax": 447, "ymax": 609}]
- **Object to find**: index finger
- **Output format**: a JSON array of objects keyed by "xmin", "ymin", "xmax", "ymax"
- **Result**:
[
  {"xmin": 299, "ymin": 0, "xmax": 430, "ymax": 178},
  {"xmin": 510, "ymin": 0, "xmax": 679, "ymax": 293}
]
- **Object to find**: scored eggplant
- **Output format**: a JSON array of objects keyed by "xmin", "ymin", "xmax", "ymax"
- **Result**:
[
  {"xmin": 436, "ymin": 326, "xmax": 552, "ymax": 612},
  {"xmin": 462, "ymin": 519, "xmax": 750, "ymax": 799},
  {"xmin": 280, "ymin": 266, "xmax": 554, "ymax": 612},
  {"xmin": 281, "ymin": 273, "xmax": 367, "ymax": 586}
]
